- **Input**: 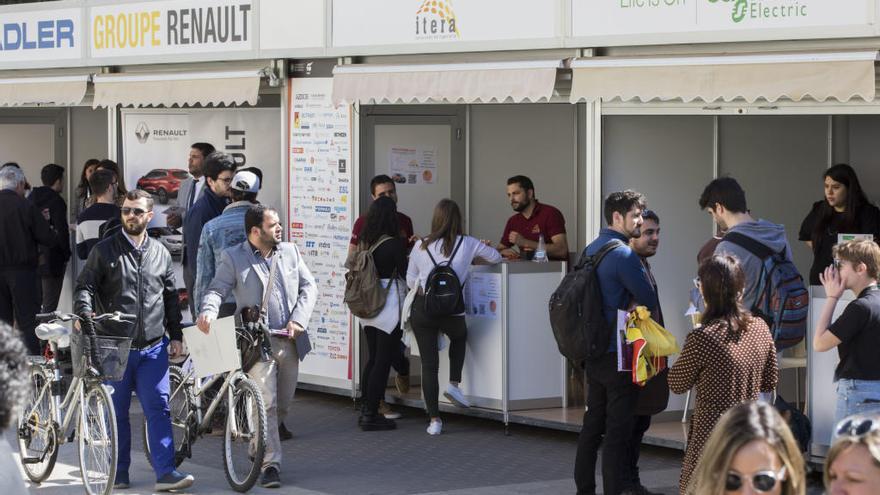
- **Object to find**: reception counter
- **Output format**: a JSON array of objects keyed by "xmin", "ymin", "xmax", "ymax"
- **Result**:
[{"xmin": 412, "ymin": 260, "xmax": 568, "ymax": 425}]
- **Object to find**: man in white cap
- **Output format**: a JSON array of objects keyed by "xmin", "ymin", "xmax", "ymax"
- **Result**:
[{"xmin": 194, "ymin": 167, "xmax": 262, "ymax": 316}]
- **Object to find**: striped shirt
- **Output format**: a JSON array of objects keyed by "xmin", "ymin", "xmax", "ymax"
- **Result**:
[{"xmin": 76, "ymin": 203, "xmax": 119, "ymax": 260}]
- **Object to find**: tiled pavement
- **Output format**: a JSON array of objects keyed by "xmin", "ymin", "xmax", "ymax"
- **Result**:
[{"xmin": 14, "ymin": 390, "xmax": 825, "ymax": 494}]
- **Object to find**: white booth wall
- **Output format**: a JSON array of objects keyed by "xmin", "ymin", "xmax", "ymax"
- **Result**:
[{"xmin": 842, "ymin": 116, "xmax": 880, "ymax": 204}]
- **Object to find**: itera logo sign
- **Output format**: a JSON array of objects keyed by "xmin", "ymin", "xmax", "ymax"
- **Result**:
[
  {"xmin": 135, "ymin": 121, "xmax": 150, "ymax": 144},
  {"xmin": 708, "ymin": 0, "xmax": 808, "ymax": 24},
  {"xmin": 415, "ymin": 0, "xmax": 459, "ymax": 41}
]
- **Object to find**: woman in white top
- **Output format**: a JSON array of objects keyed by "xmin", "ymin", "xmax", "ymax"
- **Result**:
[{"xmin": 407, "ymin": 199, "xmax": 502, "ymax": 435}]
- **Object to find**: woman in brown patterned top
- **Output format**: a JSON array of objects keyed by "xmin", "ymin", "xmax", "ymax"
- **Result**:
[{"xmin": 669, "ymin": 254, "xmax": 779, "ymax": 495}]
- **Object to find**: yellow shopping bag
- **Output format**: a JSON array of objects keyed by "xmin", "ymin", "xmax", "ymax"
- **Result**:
[{"xmin": 625, "ymin": 307, "xmax": 680, "ymax": 386}]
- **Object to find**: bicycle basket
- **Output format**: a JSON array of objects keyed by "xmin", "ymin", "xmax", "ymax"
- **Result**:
[{"xmin": 71, "ymin": 332, "xmax": 132, "ymax": 381}]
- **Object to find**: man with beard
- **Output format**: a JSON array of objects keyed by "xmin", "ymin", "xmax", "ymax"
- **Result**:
[
  {"xmin": 625, "ymin": 209, "xmax": 666, "ymax": 495},
  {"xmin": 575, "ymin": 190, "xmax": 658, "ymax": 495},
  {"xmin": 198, "ymin": 205, "xmax": 317, "ymax": 489},
  {"xmin": 497, "ymin": 175, "xmax": 569, "ymax": 262},
  {"xmin": 75, "ymin": 190, "xmax": 193, "ymax": 491}
]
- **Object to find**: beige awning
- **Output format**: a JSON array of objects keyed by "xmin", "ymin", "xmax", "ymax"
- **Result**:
[
  {"xmin": 0, "ymin": 75, "xmax": 88, "ymax": 106},
  {"xmin": 92, "ymin": 70, "xmax": 262, "ymax": 108},
  {"xmin": 570, "ymin": 51, "xmax": 878, "ymax": 104},
  {"xmin": 332, "ymin": 60, "xmax": 563, "ymax": 105}
]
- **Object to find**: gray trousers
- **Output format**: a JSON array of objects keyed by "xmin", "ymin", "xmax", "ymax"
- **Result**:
[{"xmin": 247, "ymin": 336, "xmax": 299, "ymax": 471}]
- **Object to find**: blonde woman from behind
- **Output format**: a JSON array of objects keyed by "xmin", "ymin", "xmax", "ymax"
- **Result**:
[{"xmin": 688, "ymin": 401, "xmax": 805, "ymax": 495}]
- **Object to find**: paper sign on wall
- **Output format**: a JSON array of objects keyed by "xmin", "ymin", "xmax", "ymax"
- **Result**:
[{"xmin": 389, "ymin": 146, "xmax": 437, "ymax": 185}]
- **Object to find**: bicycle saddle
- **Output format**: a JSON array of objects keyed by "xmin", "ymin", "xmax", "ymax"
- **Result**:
[{"xmin": 36, "ymin": 323, "xmax": 71, "ymax": 343}]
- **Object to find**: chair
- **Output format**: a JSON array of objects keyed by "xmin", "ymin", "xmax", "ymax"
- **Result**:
[{"xmin": 778, "ymin": 340, "xmax": 808, "ymax": 414}]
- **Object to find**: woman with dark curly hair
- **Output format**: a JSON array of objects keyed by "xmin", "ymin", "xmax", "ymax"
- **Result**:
[
  {"xmin": 0, "ymin": 321, "xmax": 30, "ymax": 493},
  {"xmin": 669, "ymin": 254, "xmax": 779, "ymax": 494}
]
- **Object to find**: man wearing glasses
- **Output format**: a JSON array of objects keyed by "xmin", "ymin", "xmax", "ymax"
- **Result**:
[
  {"xmin": 183, "ymin": 152, "xmax": 235, "ymax": 318},
  {"xmin": 75, "ymin": 189, "xmax": 194, "ymax": 491}
]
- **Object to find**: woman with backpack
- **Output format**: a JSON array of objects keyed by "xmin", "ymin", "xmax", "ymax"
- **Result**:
[
  {"xmin": 355, "ymin": 196, "xmax": 409, "ymax": 431},
  {"xmin": 406, "ymin": 199, "xmax": 502, "ymax": 435},
  {"xmin": 668, "ymin": 254, "xmax": 779, "ymax": 494}
]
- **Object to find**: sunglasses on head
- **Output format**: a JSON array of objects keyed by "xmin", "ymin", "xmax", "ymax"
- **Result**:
[
  {"xmin": 121, "ymin": 207, "xmax": 149, "ymax": 217},
  {"xmin": 835, "ymin": 417, "xmax": 880, "ymax": 439},
  {"xmin": 725, "ymin": 466, "xmax": 786, "ymax": 493}
]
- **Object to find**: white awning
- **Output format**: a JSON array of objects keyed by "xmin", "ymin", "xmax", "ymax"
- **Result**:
[
  {"xmin": 570, "ymin": 51, "xmax": 878, "ymax": 104},
  {"xmin": 332, "ymin": 60, "xmax": 563, "ymax": 105},
  {"xmin": 0, "ymin": 75, "xmax": 88, "ymax": 107},
  {"xmin": 92, "ymin": 70, "xmax": 262, "ymax": 108}
]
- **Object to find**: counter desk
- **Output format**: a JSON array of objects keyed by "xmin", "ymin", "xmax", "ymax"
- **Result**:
[{"xmin": 411, "ymin": 260, "xmax": 568, "ymax": 425}]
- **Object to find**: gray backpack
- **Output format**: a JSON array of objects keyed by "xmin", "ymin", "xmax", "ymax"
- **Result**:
[{"xmin": 344, "ymin": 235, "xmax": 395, "ymax": 318}]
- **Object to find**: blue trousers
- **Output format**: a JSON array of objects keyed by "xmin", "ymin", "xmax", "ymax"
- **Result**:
[{"xmin": 108, "ymin": 338, "xmax": 175, "ymax": 479}]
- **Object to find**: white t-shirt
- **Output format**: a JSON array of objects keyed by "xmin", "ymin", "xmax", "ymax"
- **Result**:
[{"xmin": 406, "ymin": 235, "xmax": 502, "ymax": 293}]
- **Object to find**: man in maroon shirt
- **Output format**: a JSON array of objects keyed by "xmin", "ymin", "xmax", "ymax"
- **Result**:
[
  {"xmin": 498, "ymin": 175, "xmax": 569, "ymax": 262},
  {"xmin": 348, "ymin": 175, "xmax": 414, "ymax": 420},
  {"xmin": 349, "ymin": 175, "xmax": 415, "ymax": 251}
]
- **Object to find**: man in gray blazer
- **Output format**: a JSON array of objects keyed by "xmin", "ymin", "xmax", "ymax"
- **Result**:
[{"xmin": 197, "ymin": 204, "xmax": 317, "ymax": 489}]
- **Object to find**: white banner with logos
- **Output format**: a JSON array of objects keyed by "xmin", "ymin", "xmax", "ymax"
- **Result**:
[
  {"xmin": 332, "ymin": 0, "xmax": 559, "ymax": 48},
  {"xmin": 90, "ymin": 0, "xmax": 253, "ymax": 59},
  {"xmin": 121, "ymin": 108, "xmax": 280, "ymax": 315},
  {"xmin": 288, "ymin": 78, "xmax": 354, "ymax": 385},
  {"xmin": 572, "ymin": 0, "xmax": 874, "ymax": 40},
  {"xmin": 0, "ymin": 8, "xmax": 81, "ymax": 63}
]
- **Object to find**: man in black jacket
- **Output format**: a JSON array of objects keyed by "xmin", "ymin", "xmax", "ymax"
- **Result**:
[
  {"xmin": 75, "ymin": 189, "xmax": 194, "ymax": 492},
  {"xmin": 0, "ymin": 165, "xmax": 55, "ymax": 354},
  {"xmin": 30, "ymin": 164, "xmax": 71, "ymax": 313}
]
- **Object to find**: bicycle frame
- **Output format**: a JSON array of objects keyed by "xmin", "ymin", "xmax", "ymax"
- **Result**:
[
  {"xmin": 22, "ymin": 353, "xmax": 96, "ymax": 447},
  {"xmin": 173, "ymin": 366, "xmax": 248, "ymax": 436}
]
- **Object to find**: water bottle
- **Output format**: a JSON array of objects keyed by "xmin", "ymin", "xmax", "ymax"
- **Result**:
[{"xmin": 534, "ymin": 234, "xmax": 548, "ymax": 263}]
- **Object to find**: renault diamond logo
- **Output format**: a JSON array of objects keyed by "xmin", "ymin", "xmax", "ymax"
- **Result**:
[{"xmin": 135, "ymin": 122, "xmax": 150, "ymax": 144}]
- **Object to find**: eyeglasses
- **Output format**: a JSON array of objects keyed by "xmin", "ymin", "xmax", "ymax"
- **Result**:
[
  {"xmin": 725, "ymin": 466, "xmax": 786, "ymax": 492},
  {"xmin": 835, "ymin": 417, "xmax": 880, "ymax": 439},
  {"xmin": 121, "ymin": 207, "xmax": 149, "ymax": 217}
]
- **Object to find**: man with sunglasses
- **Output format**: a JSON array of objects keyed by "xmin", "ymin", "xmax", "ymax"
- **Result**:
[
  {"xmin": 75, "ymin": 189, "xmax": 194, "ymax": 491},
  {"xmin": 183, "ymin": 151, "xmax": 235, "ymax": 318}
]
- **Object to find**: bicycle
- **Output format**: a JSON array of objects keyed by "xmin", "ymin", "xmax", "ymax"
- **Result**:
[
  {"xmin": 17, "ymin": 311, "xmax": 136, "ymax": 495},
  {"xmin": 143, "ymin": 321, "xmax": 269, "ymax": 492}
]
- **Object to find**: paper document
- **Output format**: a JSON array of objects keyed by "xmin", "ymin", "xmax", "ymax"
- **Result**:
[
  {"xmin": 616, "ymin": 310, "xmax": 632, "ymax": 372},
  {"xmin": 182, "ymin": 316, "xmax": 241, "ymax": 379}
]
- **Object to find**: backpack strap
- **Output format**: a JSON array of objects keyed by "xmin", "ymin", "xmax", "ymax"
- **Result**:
[
  {"xmin": 722, "ymin": 231, "xmax": 777, "ymax": 260},
  {"xmin": 425, "ymin": 236, "xmax": 462, "ymax": 268},
  {"xmin": 368, "ymin": 235, "xmax": 394, "ymax": 254},
  {"xmin": 576, "ymin": 239, "xmax": 624, "ymax": 269}
]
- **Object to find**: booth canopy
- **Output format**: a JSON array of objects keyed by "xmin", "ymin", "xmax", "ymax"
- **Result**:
[
  {"xmin": 0, "ymin": 75, "xmax": 88, "ymax": 107},
  {"xmin": 332, "ymin": 60, "xmax": 563, "ymax": 105},
  {"xmin": 569, "ymin": 51, "xmax": 878, "ymax": 104},
  {"xmin": 92, "ymin": 70, "xmax": 262, "ymax": 108}
]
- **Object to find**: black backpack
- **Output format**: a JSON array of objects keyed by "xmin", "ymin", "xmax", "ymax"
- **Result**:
[
  {"xmin": 423, "ymin": 237, "xmax": 464, "ymax": 317},
  {"xmin": 548, "ymin": 240, "xmax": 623, "ymax": 365}
]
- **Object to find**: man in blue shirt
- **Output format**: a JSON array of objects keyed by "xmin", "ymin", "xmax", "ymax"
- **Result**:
[
  {"xmin": 575, "ymin": 190, "xmax": 658, "ymax": 495},
  {"xmin": 183, "ymin": 152, "xmax": 234, "ymax": 318}
]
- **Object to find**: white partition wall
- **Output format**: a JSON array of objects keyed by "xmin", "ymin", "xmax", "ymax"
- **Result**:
[{"xmin": 601, "ymin": 115, "xmax": 715, "ymax": 411}]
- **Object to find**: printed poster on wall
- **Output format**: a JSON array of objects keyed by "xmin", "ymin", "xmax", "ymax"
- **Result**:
[
  {"xmin": 121, "ymin": 108, "xmax": 280, "ymax": 318},
  {"xmin": 288, "ymin": 77, "xmax": 354, "ymax": 384},
  {"xmin": 464, "ymin": 272, "xmax": 501, "ymax": 320},
  {"xmin": 389, "ymin": 146, "xmax": 436, "ymax": 185}
]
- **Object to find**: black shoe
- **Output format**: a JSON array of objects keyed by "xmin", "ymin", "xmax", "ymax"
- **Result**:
[
  {"xmin": 260, "ymin": 467, "xmax": 281, "ymax": 488},
  {"xmin": 279, "ymin": 422, "xmax": 293, "ymax": 441},
  {"xmin": 360, "ymin": 413, "xmax": 397, "ymax": 431},
  {"xmin": 623, "ymin": 484, "xmax": 663, "ymax": 495}
]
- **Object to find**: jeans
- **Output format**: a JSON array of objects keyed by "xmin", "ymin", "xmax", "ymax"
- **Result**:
[
  {"xmin": 0, "ymin": 268, "xmax": 42, "ymax": 354},
  {"xmin": 410, "ymin": 297, "xmax": 468, "ymax": 418},
  {"xmin": 362, "ymin": 326, "xmax": 403, "ymax": 414},
  {"xmin": 835, "ymin": 379, "xmax": 880, "ymax": 431},
  {"xmin": 575, "ymin": 352, "xmax": 640, "ymax": 495},
  {"xmin": 109, "ymin": 338, "xmax": 174, "ymax": 479},
  {"xmin": 248, "ymin": 336, "xmax": 299, "ymax": 471}
]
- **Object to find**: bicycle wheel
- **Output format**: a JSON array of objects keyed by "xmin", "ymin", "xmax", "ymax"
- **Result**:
[
  {"xmin": 143, "ymin": 365, "xmax": 192, "ymax": 468},
  {"xmin": 17, "ymin": 365, "xmax": 58, "ymax": 483},
  {"xmin": 222, "ymin": 376, "xmax": 267, "ymax": 492},
  {"xmin": 77, "ymin": 383, "xmax": 117, "ymax": 495}
]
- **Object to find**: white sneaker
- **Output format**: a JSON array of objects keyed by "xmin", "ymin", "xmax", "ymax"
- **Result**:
[
  {"xmin": 426, "ymin": 419, "xmax": 443, "ymax": 435},
  {"xmin": 443, "ymin": 384, "xmax": 471, "ymax": 408}
]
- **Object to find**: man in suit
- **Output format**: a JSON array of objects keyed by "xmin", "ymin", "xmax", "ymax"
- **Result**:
[
  {"xmin": 197, "ymin": 204, "xmax": 317, "ymax": 489},
  {"xmin": 167, "ymin": 142, "xmax": 215, "ymax": 318}
]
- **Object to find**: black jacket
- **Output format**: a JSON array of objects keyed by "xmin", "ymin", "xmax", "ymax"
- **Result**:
[
  {"xmin": 0, "ymin": 189, "xmax": 56, "ymax": 269},
  {"xmin": 30, "ymin": 186, "xmax": 71, "ymax": 276},
  {"xmin": 74, "ymin": 231, "xmax": 182, "ymax": 347}
]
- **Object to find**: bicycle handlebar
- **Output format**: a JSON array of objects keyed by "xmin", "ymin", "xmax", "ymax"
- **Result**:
[{"xmin": 35, "ymin": 311, "xmax": 137, "ymax": 324}]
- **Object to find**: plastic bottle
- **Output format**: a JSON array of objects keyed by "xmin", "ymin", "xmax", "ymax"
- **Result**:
[{"xmin": 534, "ymin": 234, "xmax": 548, "ymax": 263}]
